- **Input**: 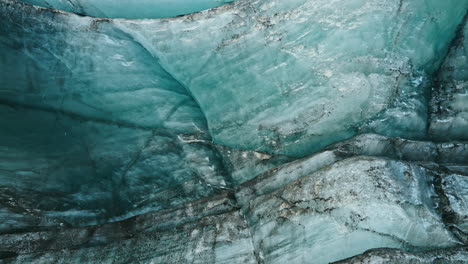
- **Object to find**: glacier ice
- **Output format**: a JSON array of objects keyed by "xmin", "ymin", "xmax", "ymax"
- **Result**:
[
  {"xmin": 114, "ymin": 0, "xmax": 467, "ymax": 157},
  {"xmin": 2, "ymin": 134, "xmax": 467, "ymax": 263},
  {"xmin": 333, "ymin": 247, "xmax": 468, "ymax": 264},
  {"xmin": 1, "ymin": 194, "xmax": 258, "ymax": 263},
  {"xmin": 0, "ymin": 0, "xmax": 468, "ymax": 263},
  {"xmin": 0, "ymin": 0, "xmax": 231, "ymax": 229},
  {"xmin": 441, "ymin": 174, "xmax": 468, "ymax": 240},
  {"xmin": 430, "ymin": 18, "xmax": 468, "ymax": 140},
  {"xmin": 18, "ymin": 0, "xmax": 236, "ymax": 18}
]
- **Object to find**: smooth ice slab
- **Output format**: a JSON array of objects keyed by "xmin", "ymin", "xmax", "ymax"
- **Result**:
[
  {"xmin": 334, "ymin": 247, "xmax": 468, "ymax": 264},
  {"xmin": 19, "ymin": 0, "xmax": 235, "ymax": 18},
  {"xmin": 116, "ymin": 0, "xmax": 468, "ymax": 156},
  {"xmin": 236, "ymin": 156, "xmax": 459, "ymax": 264},
  {"xmin": 0, "ymin": 0, "xmax": 230, "ymax": 228}
]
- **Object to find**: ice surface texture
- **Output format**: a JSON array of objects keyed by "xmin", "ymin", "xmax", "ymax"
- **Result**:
[
  {"xmin": 0, "ymin": 0, "xmax": 468, "ymax": 263},
  {"xmin": 430, "ymin": 20, "xmax": 468, "ymax": 140},
  {"xmin": 19, "ymin": 0, "xmax": 236, "ymax": 18},
  {"xmin": 111, "ymin": 0, "xmax": 468, "ymax": 157},
  {"xmin": 0, "ymin": 0, "xmax": 231, "ymax": 229}
]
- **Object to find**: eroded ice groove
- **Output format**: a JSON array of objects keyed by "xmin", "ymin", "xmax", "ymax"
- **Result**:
[
  {"xmin": 0, "ymin": 0, "xmax": 231, "ymax": 229},
  {"xmin": 216, "ymin": 145, "xmax": 294, "ymax": 185},
  {"xmin": 0, "ymin": 105, "xmax": 229, "ymax": 231},
  {"xmin": 236, "ymin": 133, "xmax": 468, "ymax": 202},
  {"xmin": 0, "ymin": 134, "xmax": 467, "ymax": 263},
  {"xmin": 0, "ymin": 193, "xmax": 241, "ymax": 254},
  {"xmin": 1, "ymin": 194, "xmax": 257, "ymax": 263},
  {"xmin": 116, "ymin": 0, "xmax": 468, "ymax": 157},
  {"xmin": 19, "ymin": 0, "xmax": 235, "ymax": 19},
  {"xmin": 332, "ymin": 247, "xmax": 468, "ymax": 264},
  {"xmin": 4, "ymin": 211, "xmax": 257, "ymax": 264},
  {"xmin": 237, "ymin": 156, "xmax": 460, "ymax": 264},
  {"xmin": 440, "ymin": 173, "xmax": 468, "ymax": 242},
  {"xmin": 430, "ymin": 14, "xmax": 468, "ymax": 140}
]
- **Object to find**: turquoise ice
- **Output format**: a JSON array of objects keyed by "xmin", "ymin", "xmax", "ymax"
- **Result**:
[
  {"xmin": 1, "ymin": 0, "xmax": 467, "ymax": 263},
  {"xmin": 19, "ymin": 0, "xmax": 235, "ymax": 18}
]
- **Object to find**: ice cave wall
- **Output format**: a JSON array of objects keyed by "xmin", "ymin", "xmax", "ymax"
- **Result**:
[
  {"xmin": 0, "ymin": 0, "xmax": 467, "ymax": 263},
  {"xmin": 114, "ymin": 0, "xmax": 468, "ymax": 157},
  {"xmin": 19, "ymin": 0, "xmax": 236, "ymax": 19}
]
